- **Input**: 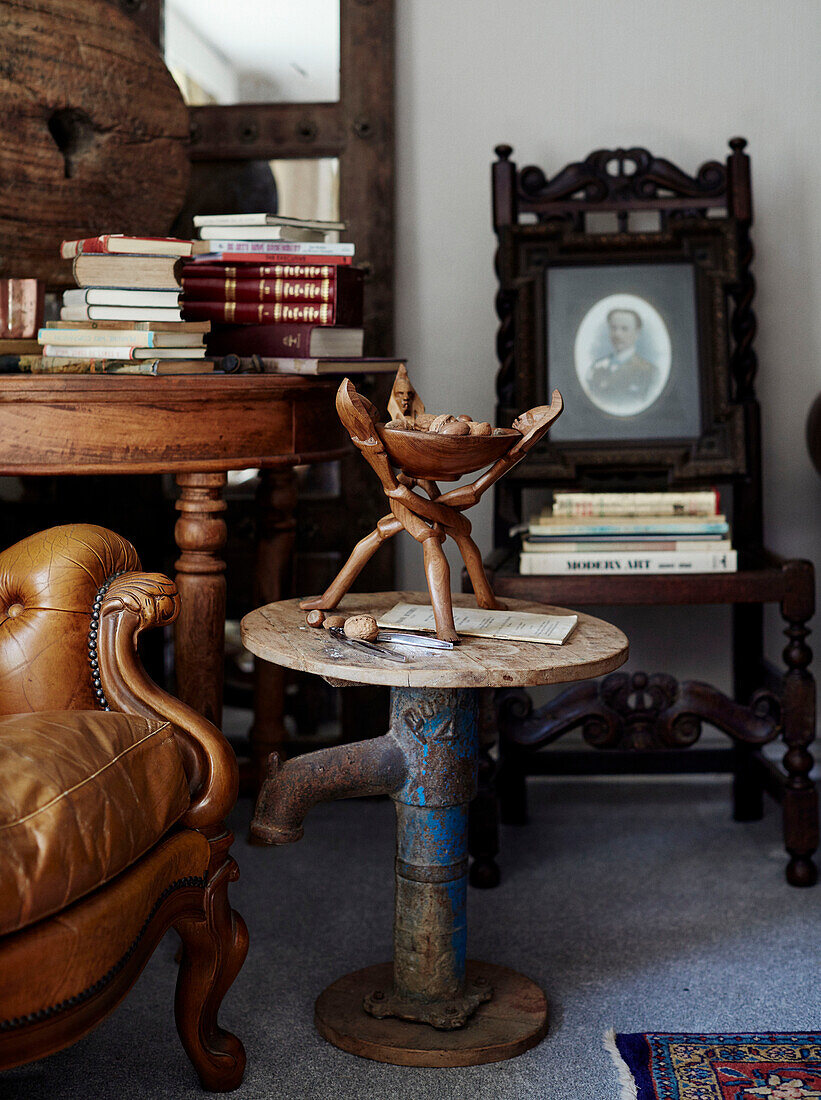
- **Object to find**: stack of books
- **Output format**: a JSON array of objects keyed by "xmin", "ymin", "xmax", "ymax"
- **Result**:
[
  {"xmin": 181, "ymin": 214, "xmax": 376, "ymax": 371},
  {"xmin": 37, "ymin": 235, "xmax": 214, "ymax": 375},
  {"xmin": 518, "ymin": 490, "xmax": 737, "ymax": 575}
]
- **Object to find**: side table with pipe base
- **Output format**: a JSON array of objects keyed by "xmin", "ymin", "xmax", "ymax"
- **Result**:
[{"xmin": 244, "ymin": 592, "xmax": 628, "ymax": 1067}]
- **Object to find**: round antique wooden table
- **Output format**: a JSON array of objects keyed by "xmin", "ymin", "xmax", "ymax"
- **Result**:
[
  {"xmin": 0, "ymin": 374, "xmax": 345, "ymax": 750},
  {"xmin": 243, "ymin": 591, "xmax": 628, "ymax": 1066}
]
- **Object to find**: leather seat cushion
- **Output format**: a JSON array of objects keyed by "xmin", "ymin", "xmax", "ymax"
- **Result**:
[{"xmin": 0, "ymin": 710, "xmax": 190, "ymax": 936}]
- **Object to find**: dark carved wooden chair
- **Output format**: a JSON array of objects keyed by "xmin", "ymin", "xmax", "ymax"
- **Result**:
[
  {"xmin": 466, "ymin": 138, "xmax": 818, "ymax": 890},
  {"xmin": 0, "ymin": 525, "xmax": 247, "ymax": 1090}
]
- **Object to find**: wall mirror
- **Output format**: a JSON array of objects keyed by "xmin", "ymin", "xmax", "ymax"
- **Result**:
[
  {"xmin": 140, "ymin": 0, "xmax": 393, "ymax": 354},
  {"xmin": 164, "ymin": 0, "xmax": 340, "ymax": 106}
]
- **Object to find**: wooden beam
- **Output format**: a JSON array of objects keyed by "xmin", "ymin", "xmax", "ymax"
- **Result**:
[
  {"xmin": 339, "ymin": 0, "xmax": 395, "ymax": 355},
  {"xmin": 189, "ymin": 103, "xmax": 347, "ymax": 162}
]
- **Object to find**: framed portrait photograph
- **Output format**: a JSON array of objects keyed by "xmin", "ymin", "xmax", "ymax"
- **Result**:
[
  {"xmin": 548, "ymin": 262, "xmax": 700, "ymax": 443},
  {"xmin": 497, "ymin": 218, "xmax": 747, "ymax": 482}
]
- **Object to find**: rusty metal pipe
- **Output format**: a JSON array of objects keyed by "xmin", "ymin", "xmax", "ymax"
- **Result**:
[
  {"xmin": 361, "ymin": 687, "xmax": 492, "ymax": 1029},
  {"xmin": 251, "ymin": 735, "xmax": 406, "ymax": 844}
]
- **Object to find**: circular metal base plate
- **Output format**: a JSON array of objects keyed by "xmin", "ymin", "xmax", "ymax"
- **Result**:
[{"xmin": 314, "ymin": 960, "xmax": 548, "ymax": 1067}]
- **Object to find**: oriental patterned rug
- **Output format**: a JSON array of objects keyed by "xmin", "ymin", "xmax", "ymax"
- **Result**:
[{"xmin": 605, "ymin": 1030, "xmax": 821, "ymax": 1100}]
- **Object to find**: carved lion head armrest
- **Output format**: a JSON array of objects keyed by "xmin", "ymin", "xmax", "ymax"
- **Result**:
[{"xmin": 98, "ymin": 572, "xmax": 238, "ymax": 832}]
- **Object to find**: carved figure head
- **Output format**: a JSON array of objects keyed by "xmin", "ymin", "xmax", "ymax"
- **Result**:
[{"xmin": 388, "ymin": 365, "xmax": 426, "ymax": 421}]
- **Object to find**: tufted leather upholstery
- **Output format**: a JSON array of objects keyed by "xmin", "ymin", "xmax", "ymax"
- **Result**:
[
  {"xmin": 0, "ymin": 709, "xmax": 190, "ymax": 936},
  {"xmin": 0, "ymin": 525, "xmax": 247, "ymax": 1090},
  {"xmin": 0, "ymin": 525, "xmax": 139, "ymax": 715}
]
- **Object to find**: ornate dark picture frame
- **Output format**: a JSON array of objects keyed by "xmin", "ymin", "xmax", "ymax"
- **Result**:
[{"xmin": 497, "ymin": 217, "xmax": 746, "ymax": 484}]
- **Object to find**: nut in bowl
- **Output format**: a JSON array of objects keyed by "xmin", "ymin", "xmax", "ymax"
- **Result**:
[{"xmin": 376, "ymin": 423, "xmax": 520, "ymax": 481}]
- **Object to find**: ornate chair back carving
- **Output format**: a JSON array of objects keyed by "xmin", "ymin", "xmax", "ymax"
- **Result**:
[{"xmin": 491, "ymin": 137, "xmax": 761, "ymax": 551}]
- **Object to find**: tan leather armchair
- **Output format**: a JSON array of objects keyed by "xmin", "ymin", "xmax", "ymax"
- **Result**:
[{"xmin": 0, "ymin": 524, "xmax": 247, "ymax": 1091}]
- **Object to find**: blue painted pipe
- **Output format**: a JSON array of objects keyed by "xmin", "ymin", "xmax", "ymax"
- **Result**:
[{"xmin": 388, "ymin": 687, "xmax": 478, "ymax": 1004}]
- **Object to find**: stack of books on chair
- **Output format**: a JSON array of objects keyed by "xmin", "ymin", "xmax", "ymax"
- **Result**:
[
  {"xmin": 182, "ymin": 214, "xmax": 401, "ymax": 375},
  {"xmin": 518, "ymin": 490, "xmax": 737, "ymax": 575},
  {"xmin": 37, "ymin": 235, "xmax": 214, "ymax": 375}
]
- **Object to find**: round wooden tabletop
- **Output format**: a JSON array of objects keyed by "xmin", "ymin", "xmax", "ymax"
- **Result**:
[
  {"xmin": 241, "ymin": 591, "xmax": 628, "ymax": 689},
  {"xmin": 0, "ymin": 374, "xmax": 345, "ymax": 475}
]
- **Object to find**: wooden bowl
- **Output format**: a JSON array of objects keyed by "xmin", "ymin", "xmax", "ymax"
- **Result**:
[{"xmin": 377, "ymin": 425, "xmax": 519, "ymax": 480}]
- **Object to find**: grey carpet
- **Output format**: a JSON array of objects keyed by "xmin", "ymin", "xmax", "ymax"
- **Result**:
[{"xmin": 3, "ymin": 777, "xmax": 820, "ymax": 1100}]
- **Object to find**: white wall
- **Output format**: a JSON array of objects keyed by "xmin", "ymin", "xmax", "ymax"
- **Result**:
[{"xmin": 394, "ymin": 0, "xmax": 821, "ymax": 684}]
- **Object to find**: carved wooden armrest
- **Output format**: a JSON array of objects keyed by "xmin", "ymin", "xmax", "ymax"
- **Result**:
[{"xmin": 97, "ymin": 571, "xmax": 238, "ymax": 831}]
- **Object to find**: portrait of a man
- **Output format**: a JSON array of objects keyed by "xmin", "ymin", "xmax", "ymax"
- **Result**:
[
  {"xmin": 586, "ymin": 308, "xmax": 659, "ymax": 411},
  {"xmin": 547, "ymin": 265, "xmax": 699, "ymax": 443},
  {"xmin": 570, "ymin": 292, "xmax": 671, "ymax": 419}
]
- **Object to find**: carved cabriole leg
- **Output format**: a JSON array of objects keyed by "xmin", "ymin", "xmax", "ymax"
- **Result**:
[
  {"xmin": 468, "ymin": 689, "xmax": 502, "ymax": 888},
  {"xmin": 299, "ymin": 514, "xmax": 402, "ymax": 611},
  {"xmin": 174, "ymin": 473, "xmax": 228, "ymax": 728},
  {"xmin": 780, "ymin": 564, "xmax": 819, "ymax": 886},
  {"xmin": 174, "ymin": 833, "xmax": 249, "ymax": 1092},
  {"xmin": 251, "ymin": 469, "xmax": 297, "ymax": 783}
]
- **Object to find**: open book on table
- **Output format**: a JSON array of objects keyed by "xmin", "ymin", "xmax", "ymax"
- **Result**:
[{"xmin": 376, "ymin": 603, "xmax": 578, "ymax": 645}]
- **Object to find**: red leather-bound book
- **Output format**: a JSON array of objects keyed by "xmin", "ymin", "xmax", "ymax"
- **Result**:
[
  {"xmin": 206, "ymin": 323, "xmax": 364, "ymax": 358},
  {"xmin": 182, "ymin": 263, "xmax": 342, "ymax": 280},
  {"xmin": 182, "ymin": 265, "xmax": 364, "ymax": 306},
  {"xmin": 182, "ymin": 298, "xmax": 363, "ymax": 326}
]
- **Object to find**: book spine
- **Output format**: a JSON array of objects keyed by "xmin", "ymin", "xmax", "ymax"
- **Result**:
[
  {"xmin": 183, "ymin": 263, "xmax": 341, "ymax": 279},
  {"xmin": 60, "ymin": 306, "xmax": 183, "ymax": 322},
  {"xmin": 252, "ymin": 357, "xmax": 404, "ymax": 375},
  {"xmin": 198, "ymin": 228, "xmax": 327, "ymax": 243},
  {"xmin": 193, "ymin": 214, "xmax": 344, "ymax": 229},
  {"xmin": 203, "ymin": 252, "xmax": 354, "ymax": 265},
  {"xmin": 181, "ymin": 300, "xmax": 359, "ymax": 325},
  {"xmin": 521, "ymin": 538, "xmax": 733, "ymax": 553},
  {"xmin": 550, "ymin": 490, "xmax": 719, "ymax": 517},
  {"xmin": 181, "ymin": 276, "xmax": 350, "ymax": 303},
  {"xmin": 39, "ymin": 328, "xmax": 156, "ymax": 347},
  {"xmin": 527, "ymin": 520, "xmax": 730, "ymax": 537},
  {"xmin": 205, "ymin": 324, "xmax": 342, "ymax": 357},
  {"xmin": 202, "ymin": 240, "xmax": 355, "ymax": 256},
  {"xmin": 63, "ymin": 290, "xmax": 181, "ymax": 307},
  {"xmin": 43, "ymin": 344, "xmax": 139, "ymax": 360},
  {"xmin": 35, "ymin": 356, "xmax": 154, "ymax": 373},
  {"xmin": 518, "ymin": 549, "xmax": 738, "ymax": 575}
]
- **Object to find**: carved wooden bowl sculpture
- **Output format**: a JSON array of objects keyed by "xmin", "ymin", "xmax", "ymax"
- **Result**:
[
  {"xmin": 299, "ymin": 375, "xmax": 564, "ymax": 642},
  {"xmin": 376, "ymin": 425, "xmax": 520, "ymax": 481}
]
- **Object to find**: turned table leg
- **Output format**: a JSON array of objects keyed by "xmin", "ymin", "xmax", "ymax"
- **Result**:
[
  {"xmin": 174, "ymin": 472, "xmax": 228, "ymax": 727},
  {"xmin": 313, "ymin": 686, "xmax": 548, "ymax": 1067}
]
